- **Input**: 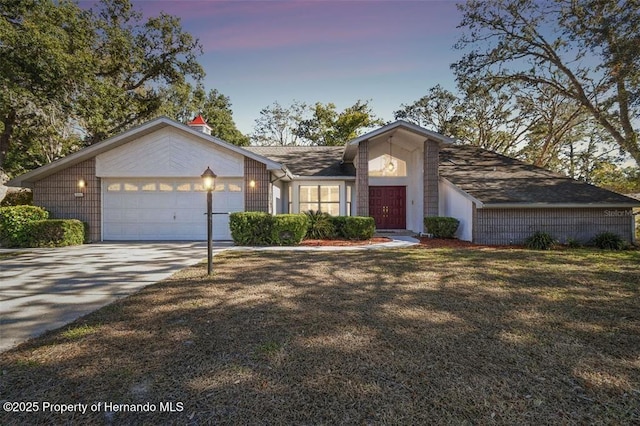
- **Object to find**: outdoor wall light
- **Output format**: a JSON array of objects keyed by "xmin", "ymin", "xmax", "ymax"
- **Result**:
[
  {"xmin": 201, "ymin": 166, "xmax": 217, "ymax": 276},
  {"xmin": 77, "ymin": 179, "xmax": 86, "ymax": 189},
  {"xmin": 249, "ymin": 179, "xmax": 256, "ymax": 188}
]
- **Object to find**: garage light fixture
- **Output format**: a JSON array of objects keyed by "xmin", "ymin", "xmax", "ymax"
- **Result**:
[
  {"xmin": 249, "ymin": 179, "xmax": 256, "ymax": 188},
  {"xmin": 201, "ymin": 167, "xmax": 217, "ymax": 276},
  {"xmin": 74, "ymin": 179, "xmax": 86, "ymax": 198}
]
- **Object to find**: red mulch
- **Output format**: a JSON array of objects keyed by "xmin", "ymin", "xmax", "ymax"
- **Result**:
[{"xmin": 300, "ymin": 237, "xmax": 392, "ymax": 246}]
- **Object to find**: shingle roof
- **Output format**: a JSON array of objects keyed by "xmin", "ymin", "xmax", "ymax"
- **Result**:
[
  {"xmin": 247, "ymin": 143, "xmax": 638, "ymax": 206},
  {"xmin": 440, "ymin": 145, "xmax": 638, "ymax": 206},
  {"xmin": 246, "ymin": 146, "xmax": 355, "ymax": 177}
]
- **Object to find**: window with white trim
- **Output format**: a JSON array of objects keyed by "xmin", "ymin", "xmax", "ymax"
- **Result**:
[{"xmin": 299, "ymin": 185, "xmax": 340, "ymax": 215}]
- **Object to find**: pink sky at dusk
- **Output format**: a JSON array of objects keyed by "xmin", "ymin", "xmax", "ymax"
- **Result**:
[{"xmin": 90, "ymin": 0, "xmax": 465, "ymax": 134}]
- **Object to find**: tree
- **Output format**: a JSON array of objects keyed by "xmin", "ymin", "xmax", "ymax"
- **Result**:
[
  {"xmin": 200, "ymin": 89, "xmax": 249, "ymax": 146},
  {"xmin": 0, "ymin": 0, "xmax": 204, "ymax": 177},
  {"xmin": 251, "ymin": 101, "xmax": 307, "ymax": 146},
  {"xmin": 252, "ymin": 100, "xmax": 382, "ymax": 146},
  {"xmin": 590, "ymin": 162, "xmax": 640, "ymax": 194},
  {"xmin": 0, "ymin": 0, "xmax": 93, "ymax": 174},
  {"xmin": 396, "ymin": 82, "xmax": 530, "ymax": 155},
  {"xmin": 452, "ymin": 0, "xmax": 640, "ymax": 166},
  {"xmin": 394, "ymin": 85, "xmax": 463, "ymax": 136},
  {"xmin": 298, "ymin": 100, "xmax": 383, "ymax": 146},
  {"xmin": 160, "ymin": 84, "xmax": 249, "ymax": 146},
  {"xmin": 78, "ymin": 0, "xmax": 204, "ymax": 144}
]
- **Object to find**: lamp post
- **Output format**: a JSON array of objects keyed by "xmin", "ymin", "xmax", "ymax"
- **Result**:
[{"xmin": 201, "ymin": 167, "xmax": 217, "ymax": 275}]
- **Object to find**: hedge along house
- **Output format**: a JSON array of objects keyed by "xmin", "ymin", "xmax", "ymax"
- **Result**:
[{"xmin": 7, "ymin": 117, "xmax": 639, "ymax": 245}]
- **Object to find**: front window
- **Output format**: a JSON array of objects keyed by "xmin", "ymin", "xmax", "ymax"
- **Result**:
[{"xmin": 299, "ymin": 185, "xmax": 340, "ymax": 215}]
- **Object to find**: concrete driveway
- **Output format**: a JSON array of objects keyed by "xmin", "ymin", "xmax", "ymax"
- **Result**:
[{"xmin": 0, "ymin": 242, "xmax": 230, "ymax": 353}]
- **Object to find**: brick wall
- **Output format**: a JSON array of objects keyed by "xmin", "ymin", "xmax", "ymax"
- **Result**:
[
  {"xmin": 424, "ymin": 139, "xmax": 439, "ymax": 217},
  {"xmin": 356, "ymin": 140, "xmax": 369, "ymax": 216},
  {"xmin": 244, "ymin": 157, "xmax": 270, "ymax": 212},
  {"xmin": 33, "ymin": 158, "xmax": 101, "ymax": 242},
  {"xmin": 474, "ymin": 207, "xmax": 634, "ymax": 245}
]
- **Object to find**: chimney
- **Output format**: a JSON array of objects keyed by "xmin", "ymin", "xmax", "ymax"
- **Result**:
[{"xmin": 187, "ymin": 115, "xmax": 212, "ymax": 135}]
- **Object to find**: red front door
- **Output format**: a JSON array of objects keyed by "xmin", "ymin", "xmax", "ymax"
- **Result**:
[{"xmin": 369, "ymin": 186, "xmax": 406, "ymax": 229}]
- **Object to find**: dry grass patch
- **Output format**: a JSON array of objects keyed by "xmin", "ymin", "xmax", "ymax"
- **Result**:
[{"xmin": 1, "ymin": 247, "xmax": 639, "ymax": 424}]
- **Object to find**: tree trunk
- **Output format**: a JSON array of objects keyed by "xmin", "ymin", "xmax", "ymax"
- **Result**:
[{"xmin": 0, "ymin": 109, "xmax": 17, "ymax": 173}]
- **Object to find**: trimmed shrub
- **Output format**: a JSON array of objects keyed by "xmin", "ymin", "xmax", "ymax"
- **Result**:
[
  {"xmin": 329, "ymin": 216, "xmax": 348, "ymax": 238},
  {"xmin": 0, "ymin": 189, "xmax": 33, "ymax": 206},
  {"xmin": 341, "ymin": 216, "xmax": 375, "ymax": 240},
  {"xmin": 327, "ymin": 216, "xmax": 375, "ymax": 240},
  {"xmin": 271, "ymin": 214, "xmax": 309, "ymax": 245},
  {"xmin": 424, "ymin": 216, "xmax": 460, "ymax": 239},
  {"xmin": 229, "ymin": 212, "xmax": 272, "ymax": 245},
  {"xmin": 26, "ymin": 219, "xmax": 85, "ymax": 247},
  {"xmin": 525, "ymin": 231, "xmax": 555, "ymax": 250},
  {"xmin": 591, "ymin": 232, "xmax": 627, "ymax": 250},
  {"xmin": 0, "ymin": 205, "xmax": 49, "ymax": 247},
  {"xmin": 304, "ymin": 210, "xmax": 335, "ymax": 239}
]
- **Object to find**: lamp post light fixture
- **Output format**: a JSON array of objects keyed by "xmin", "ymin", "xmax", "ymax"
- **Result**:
[{"xmin": 201, "ymin": 166, "xmax": 217, "ymax": 275}]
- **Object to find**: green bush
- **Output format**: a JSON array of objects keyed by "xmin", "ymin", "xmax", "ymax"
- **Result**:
[
  {"xmin": 0, "ymin": 205, "xmax": 49, "ymax": 247},
  {"xmin": 525, "ymin": 231, "xmax": 555, "ymax": 250},
  {"xmin": 328, "ymin": 216, "xmax": 348, "ymax": 238},
  {"xmin": 327, "ymin": 216, "xmax": 375, "ymax": 240},
  {"xmin": 0, "ymin": 189, "xmax": 33, "ymax": 206},
  {"xmin": 591, "ymin": 232, "xmax": 627, "ymax": 250},
  {"xmin": 231, "ymin": 213, "xmax": 373, "ymax": 244},
  {"xmin": 340, "ymin": 216, "xmax": 375, "ymax": 240},
  {"xmin": 424, "ymin": 216, "xmax": 460, "ymax": 239},
  {"xmin": 304, "ymin": 210, "xmax": 335, "ymax": 239},
  {"xmin": 566, "ymin": 238, "xmax": 582, "ymax": 248},
  {"xmin": 229, "ymin": 212, "xmax": 272, "ymax": 245},
  {"xmin": 271, "ymin": 214, "xmax": 309, "ymax": 245},
  {"xmin": 26, "ymin": 219, "xmax": 85, "ymax": 247}
]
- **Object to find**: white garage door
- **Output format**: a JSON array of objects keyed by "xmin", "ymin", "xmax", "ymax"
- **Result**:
[{"xmin": 102, "ymin": 178, "xmax": 243, "ymax": 241}]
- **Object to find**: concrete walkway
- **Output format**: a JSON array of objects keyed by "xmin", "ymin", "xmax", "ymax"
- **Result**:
[{"xmin": 0, "ymin": 237, "xmax": 418, "ymax": 353}]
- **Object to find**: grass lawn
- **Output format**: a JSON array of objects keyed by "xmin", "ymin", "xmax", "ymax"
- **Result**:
[{"xmin": 1, "ymin": 247, "xmax": 639, "ymax": 424}]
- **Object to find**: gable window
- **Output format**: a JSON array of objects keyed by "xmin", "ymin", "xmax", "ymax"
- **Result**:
[
  {"xmin": 299, "ymin": 185, "xmax": 339, "ymax": 215},
  {"xmin": 368, "ymin": 154, "xmax": 407, "ymax": 177}
]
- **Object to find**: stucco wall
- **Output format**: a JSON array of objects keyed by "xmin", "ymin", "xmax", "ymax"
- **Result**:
[
  {"xmin": 33, "ymin": 158, "xmax": 101, "ymax": 242},
  {"xmin": 440, "ymin": 180, "xmax": 473, "ymax": 241},
  {"xmin": 474, "ymin": 207, "xmax": 634, "ymax": 245}
]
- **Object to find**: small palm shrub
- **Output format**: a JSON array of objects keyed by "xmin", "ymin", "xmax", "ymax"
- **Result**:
[
  {"xmin": 525, "ymin": 231, "xmax": 555, "ymax": 250},
  {"xmin": 304, "ymin": 210, "xmax": 335, "ymax": 239},
  {"xmin": 591, "ymin": 232, "xmax": 627, "ymax": 250},
  {"xmin": 566, "ymin": 238, "xmax": 582, "ymax": 248}
]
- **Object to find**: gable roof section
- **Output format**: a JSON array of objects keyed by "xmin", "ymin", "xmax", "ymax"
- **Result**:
[
  {"xmin": 441, "ymin": 145, "xmax": 639, "ymax": 207},
  {"xmin": 246, "ymin": 146, "xmax": 355, "ymax": 178},
  {"xmin": 7, "ymin": 116, "xmax": 286, "ymax": 187},
  {"xmin": 342, "ymin": 120, "xmax": 455, "ymax": 161}
]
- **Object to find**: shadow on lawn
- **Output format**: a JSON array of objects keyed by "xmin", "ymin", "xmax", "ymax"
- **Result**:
[{"xmin": 1, "ymin": 248, "xmax": 639, "ymax": 425}]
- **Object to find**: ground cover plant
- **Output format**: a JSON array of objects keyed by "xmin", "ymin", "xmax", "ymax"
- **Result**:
[{"xmin": 1, "ymin": 247, "xmax": 639, "ymax": 424}]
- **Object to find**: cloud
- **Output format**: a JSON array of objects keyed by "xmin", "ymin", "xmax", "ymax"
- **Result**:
[{"xmin": 188, "ymin": 1, "xmax": 456, "ymax": 52}]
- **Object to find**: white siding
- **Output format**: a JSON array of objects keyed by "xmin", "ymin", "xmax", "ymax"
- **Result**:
[
  {"xmin": 439, "ymin": 179, "xmax": 474, "ymax": 241},
  {"xmin": 96, "ymin": 127, "xmax": 244, "ymax": 178}
]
